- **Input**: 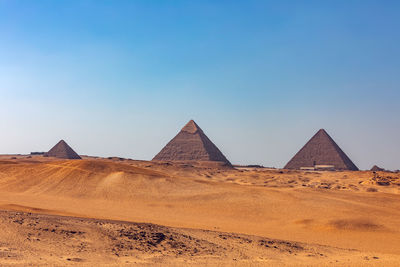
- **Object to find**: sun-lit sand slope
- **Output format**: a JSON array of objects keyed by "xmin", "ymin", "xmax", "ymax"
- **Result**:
[
  {"xmin": 0, "ymin": 210, "xmax": 393, "ymax": 266},
  {"xmin": 0, "ymin": 156, "xmax": 400, "ymax": 265}
]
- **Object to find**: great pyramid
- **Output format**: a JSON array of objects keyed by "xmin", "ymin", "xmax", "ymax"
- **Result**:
[
  {"xmin": 152, "ymin": 120, "xmax": 231, "ymax": 165},
  {"xmin": 284, "ymin": 129, "xmax": 358, "ymax": 171},
  {"xmin": 44, "ymin": 140, "xmax": 82, "ymax": 159}
]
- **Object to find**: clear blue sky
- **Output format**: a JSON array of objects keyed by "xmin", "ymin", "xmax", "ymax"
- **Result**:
[{"xmin": 1, "ymin": 0, "xmax": 399, "ymax": 170}]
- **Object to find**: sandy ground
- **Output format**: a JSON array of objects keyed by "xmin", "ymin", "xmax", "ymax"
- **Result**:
[{"xmin": 0, "ymin": 155, "xmax": 400, "ymax": 266}]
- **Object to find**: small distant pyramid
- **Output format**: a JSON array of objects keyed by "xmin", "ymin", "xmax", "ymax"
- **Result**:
[
  {"xmin": 44, "ymin": 140, "xmax": 81, "ymax": 159},
  {"xmin": 152, "ymin": 120, "xmax": 231, "ymax": 165},
  {"xmin": 371, "ymin": 165, "xmax": 385, "ymax": 172},
  {"xmin": 284, "ymin": 129, "xmax": 358, "ymax": 171}
]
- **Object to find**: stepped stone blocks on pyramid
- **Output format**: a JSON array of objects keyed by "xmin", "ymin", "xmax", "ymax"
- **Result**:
[
  {"xmin": 285, "ymin": 129, "xmax": 358, "ymax": 171},
  {"xmin": 44, "ymin": 140, "xmax": 81, "ymax": 159},
  {"xmin": 153, "ymin": 120, "xmax": 231, "ymax": 166}
]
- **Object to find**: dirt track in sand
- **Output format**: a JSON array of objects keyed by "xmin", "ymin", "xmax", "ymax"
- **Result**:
[{"xmin": 0, "ymin": 155, "xmax": 400, "ymax": 265}]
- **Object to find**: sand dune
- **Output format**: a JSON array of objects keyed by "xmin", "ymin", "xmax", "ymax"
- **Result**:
[
  {"xmin": 1, "ymin": 210, "xmax": 396, "ymax": 266},
  {"xmin": 0, "ymin": 156, "xmax": 400, "ymax": 265}
]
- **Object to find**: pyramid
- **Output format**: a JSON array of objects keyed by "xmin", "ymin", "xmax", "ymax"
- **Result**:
[
  {"xmin": 152, "ymin": 120, "xmax": 231, "ymax": 165},
  {"xmin": 284, "ymin": 129, "xmax": 358, "ymax": 171},
  {"xmin": 371, "ymin": 165, "xmax": 384, "ymax": 172},
  {"xmin": 44, "ymin": 140, "xmax": 81, "ymax": 159}
]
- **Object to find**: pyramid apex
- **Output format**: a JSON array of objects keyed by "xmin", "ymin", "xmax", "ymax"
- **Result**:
[
  {"xmin": 316, "ymin": 129, "xmax": 330, "ymax": 136},
  {"xmin": 187, "ymin": 119, "xmax": 196, "ymax": 125},
  {"xmin": 181, "ymin": 120, "xmax": 201, "ymax": 134},
  {"xmin": 56, "ymin": 140, "xmax": 70, "ymax": 147}
]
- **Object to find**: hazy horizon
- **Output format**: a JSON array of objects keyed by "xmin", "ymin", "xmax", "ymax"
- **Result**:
[{"xmin": 1, "ymin": 1, "xmax": 399, "ymax": 170}]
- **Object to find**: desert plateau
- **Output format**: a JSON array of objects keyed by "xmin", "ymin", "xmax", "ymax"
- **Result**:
[{"xmin": 0, "ymin": 155, "xmax": 399, "ymax": 266}]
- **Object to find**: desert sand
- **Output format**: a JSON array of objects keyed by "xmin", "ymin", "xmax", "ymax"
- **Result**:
[{"xmin": 0, "ymin": 155, "xmax": 400, "ymax": 266}]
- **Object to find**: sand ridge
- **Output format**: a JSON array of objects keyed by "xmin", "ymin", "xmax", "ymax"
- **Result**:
[{"xmin": 0, "ymin": 210, "xmax": 395, "ymax": 266}]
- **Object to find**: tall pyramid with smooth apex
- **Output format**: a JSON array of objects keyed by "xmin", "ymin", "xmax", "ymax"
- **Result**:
[
  {"xmin": 284, "ymin": 129, "xmax": 358, "ymax": 171},
  {"xmin": 153, "ymin": 120, "xmax": 231, "ymax": 165},
  {"xmin": 44, "ymin": 140, "xmax": 81, "ymax": 159}
]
